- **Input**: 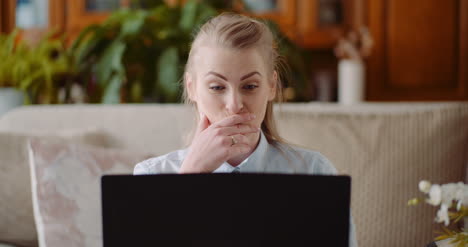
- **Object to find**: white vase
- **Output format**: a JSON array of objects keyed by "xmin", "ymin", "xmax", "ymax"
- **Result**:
[
  {"xmin": 0, "ymin": 88, "xmax": 24, "ymax": 116},
  {"xmin": 338, "ymin": 59, "xmax": 365, "ymax": 105}
]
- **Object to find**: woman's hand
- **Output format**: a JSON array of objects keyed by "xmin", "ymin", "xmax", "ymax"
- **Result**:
[{"xmin": 179, "ymin": 113, "xmax": 259, "ymax": 173}]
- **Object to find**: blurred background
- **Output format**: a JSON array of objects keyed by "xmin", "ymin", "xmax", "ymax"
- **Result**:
[{"xmin": 0, "ymin": 0, "xmax": 467, "ymax": 105}]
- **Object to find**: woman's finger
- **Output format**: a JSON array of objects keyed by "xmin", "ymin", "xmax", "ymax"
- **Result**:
[
  {"xmin": 214, "ymin": 113, "xmax": 255, "ymax": 128},
  {"xmin": 196, "ymin": 113, "xmax": 210, "ymax": 135},
  {"xmin": 225, "ymin": 134, "xmax": 250, "ymax": 147},
  {"xmin": 217, "ymin": 124, "xmax": 259, "ymax": 136}
]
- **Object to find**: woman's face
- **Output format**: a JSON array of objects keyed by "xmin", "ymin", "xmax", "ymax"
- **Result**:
[{"xmin": 187, "ymin": 45, "xmax": 276, "ymax": 128}]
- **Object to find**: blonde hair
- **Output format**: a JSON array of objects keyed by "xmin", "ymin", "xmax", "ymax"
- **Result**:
[{"xmin": 183, "ymin": 13, "xmax": 288, "ymax": 146}]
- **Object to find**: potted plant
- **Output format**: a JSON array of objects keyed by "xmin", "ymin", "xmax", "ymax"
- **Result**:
[
  {"xmin": 70, "ymin": 0, "xmax": 217, "ymax": 103},
  {"xmin": 0, "ymin": 31, "xmax": 23, "ymax": 115},
  {"xmin": 409, "ymin": 180, "xmax": 468, "ymax": 247},
  {"xmin": 0, "ymin": 30, "xmax": 72, "ymax": 107}
]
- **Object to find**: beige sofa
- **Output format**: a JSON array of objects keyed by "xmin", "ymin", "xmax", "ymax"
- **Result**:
[{"xmin": 0, "ymin": 103, "xmax": 467, "ymax": 247}]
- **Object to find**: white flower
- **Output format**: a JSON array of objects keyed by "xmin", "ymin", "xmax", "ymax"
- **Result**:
[
  {"xmin": 441, "ymin": 183, "xmax": 458, "ymax": 206},
  {"xmin": 438, "ymin": 182, "xmax": 468, "ymax": 209},
  {"xmin": 419, "ymin": 180, "xmax": 431, "ymax": 194},
  {"xmin": 415, "ymin": 181, "xmax": 468, "ymax": 232},
  {"xmin": 427, "ymin": 184, "xmax": 442, "ymax": 206},
  {"xmin": 463, "ymin": 184, "xmax": 468, "ymax": 206},
  {"xmin": 435, "ymin": 203, "xmax": 450, "ymax": 226},
  {"xmin": 455, "ymin": 182, "xmax": 468, "ymax": 207}
]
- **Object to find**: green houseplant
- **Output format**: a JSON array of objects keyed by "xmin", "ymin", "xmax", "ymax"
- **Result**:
[
  {"xmin": 0, "ymin": 30, "xmax": 72, "ymax": 104},
  {"xmin": 0, "ymin": 30, "xmax": 24, "ymax": 114},
  {"xmin": 71, "ymin": 0, "xmax": 217, "ymax": 103}
]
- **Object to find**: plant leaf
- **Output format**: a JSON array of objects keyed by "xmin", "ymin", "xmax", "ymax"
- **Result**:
[
  {"xmin": 96, "ymin": 40, "xmax": 126, "ymax": 86},
  {"xmin": 119, "ymin": 10, "xmax": 147, "ymax": 38},
  {"xmin": 102, "ymin": 74, "xmax": 124, "ymax": 104},
  {"xmin": 70, "ymin": 25, "xmax": 99, "ymax": 51},
  {"xmin": 194, "ymin": 3, "xmax": 217, "ymax": 27},
  {"xmin": 179, "ymin": 0, "xmax": 198, "ymax": 31},
  {"xmin": 157, "ymin": 46, "xmax": 180, "ymax": 101}
]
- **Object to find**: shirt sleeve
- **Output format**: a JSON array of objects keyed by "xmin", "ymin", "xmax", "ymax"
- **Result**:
[
  {"xmin": 133, "ymin": 150, "xmax": 184, "ymax": 175},
  {"xmin": 133, "ymin": 162, "xmax": 150, "ymax": 175},
  {"xmin": 307, "ymin": 151, "xmax": 338, "ymax": 175}
]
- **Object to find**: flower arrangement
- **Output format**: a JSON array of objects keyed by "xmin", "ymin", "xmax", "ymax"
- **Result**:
[
  {"xmin": 334, "ymin": 27, "xmax": 373, "ymax": 62},
  {"xmin": 408, "ymin": 180, "xmax": 468, "ymax": 246},
  {"xmin": 333, "ymin": 27, "xmax": 373, "ymax": 104}
]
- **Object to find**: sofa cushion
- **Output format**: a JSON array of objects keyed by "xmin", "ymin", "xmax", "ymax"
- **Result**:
[
  {"xmin": 276, "ymin": 103, "xmax": 468, "ymax": 247},
  {"xmin": 0, "ymin": 130, "xmax": 108, "ymax": 247},
  {"xmin": 28, "ymin": 138, "xmax": 155, "ymax": 247},
  {"xmin": 0, "ymin": 104, "xmax": 195, "ymax": 153}
]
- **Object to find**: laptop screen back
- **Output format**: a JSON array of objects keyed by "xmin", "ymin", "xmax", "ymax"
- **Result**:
[{"xmin": 101, "ymin": 174, "xmax": 350, "ymax": 247}]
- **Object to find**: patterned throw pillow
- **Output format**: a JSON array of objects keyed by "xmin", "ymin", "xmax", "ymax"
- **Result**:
[
  {"xmin": 28, "ymin": 137, "xmax": 155, "ymax": 247},
  {"xmin": 0, "ymin": 131, "xmax": 108, "ymax": 247}
]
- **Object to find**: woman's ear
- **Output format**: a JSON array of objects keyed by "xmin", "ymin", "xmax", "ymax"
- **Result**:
[
  {"xmin": 268, "ymin": 71, "xmax": 278, "ymax": 101},
  {"xmin": 185, "ymin": 72, "xmax": 197, "ymax": 102}
]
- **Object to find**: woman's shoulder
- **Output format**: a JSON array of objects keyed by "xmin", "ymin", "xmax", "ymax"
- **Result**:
[
  {"xmin": 133, "ymin": 149, "xmax": 188, "ymax": 175},
  {"xmin": 273, "ymin": 142, "xmax": 338, "ymax": 175}
]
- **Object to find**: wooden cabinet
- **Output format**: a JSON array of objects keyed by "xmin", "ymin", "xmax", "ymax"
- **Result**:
[
  {"xmin": 366, "ymin": 0, "xmax": 468, "ymax": 101},
  {"xmin": 0, "ymin": 0, "xmax": 16, "ymax": 33},
  {"xmin": 66, "ymin": 1, "xmax": 116, "ymax": 40},
  {"xmin": 235, "ymin": 0, "xmax": 297, "ymax": 40},
  {"xmin": 5, "ymin": 0, "xmax": 467, "ymax": 101},
  {"xmin": 238, "ymin": 0, "xmax": 352, "ymax": 49},
  {"xmin": 0, "ymin": 1, "xmax": 4, "ymax": 32},
  {"xmin": 48, "ymin": 0, "xmax": 127, "ymax": 41},
  {"xmin": 45, "ymin": 0, "xmax": 352, "ymax": 49},
  {"xmin": 295, "ymin": 0, "xmax": 351, "ymax": 49}
]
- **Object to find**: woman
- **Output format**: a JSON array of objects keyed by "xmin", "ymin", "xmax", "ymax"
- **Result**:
[{"xmin": 134, "ymin": 13, "xmax": 357, "ymax": 246}]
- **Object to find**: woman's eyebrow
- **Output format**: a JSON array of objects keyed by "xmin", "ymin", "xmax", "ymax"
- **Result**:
[
  {"xmin": 205, "ymin": 71, "xmax": 227, "ymax": 81},
  {"xmin": 240, "ymin": 71, "xmax": 261, "ymax": 80},
  {"xmin": 205, "ymin": 71, "xmax": 261, "ymax": 81}
]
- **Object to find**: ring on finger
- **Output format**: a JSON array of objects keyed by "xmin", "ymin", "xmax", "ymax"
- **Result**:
[{"xmin": 230, "ymin": 136, "xmax": 237, "ymax": 146}]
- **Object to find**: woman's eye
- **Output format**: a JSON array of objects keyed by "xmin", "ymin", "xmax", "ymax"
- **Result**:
[
  {"xmin": 243, "ymin": 84, "xmax": 259, "ymax": 90},
  {"xmin": 209, "ymin": 85, "xmax": 225, "ymax": 91}
]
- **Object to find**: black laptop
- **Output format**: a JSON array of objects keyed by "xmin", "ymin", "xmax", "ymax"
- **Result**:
[{"xmin": 101, "ymin": 174, "xmax": 351, "ymax": 247}]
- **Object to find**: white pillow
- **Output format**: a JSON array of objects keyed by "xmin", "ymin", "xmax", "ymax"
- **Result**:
[
  {"xmin": 28, "ymin": 137, "xmax": 155, "ymax": 247},
  {"xmin": 0, "ymin": 130, "xmax": 108, "ymax": 247}
]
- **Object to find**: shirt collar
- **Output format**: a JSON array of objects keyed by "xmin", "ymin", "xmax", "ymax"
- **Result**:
[{"xmin": 214, "ymin": 131, "xmax": 269, "ymax": 173}]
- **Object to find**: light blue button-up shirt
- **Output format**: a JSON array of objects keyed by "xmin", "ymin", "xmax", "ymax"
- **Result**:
[{"xmin": 134, "ymin": 131, "xmax": 358, "ymax": 247}]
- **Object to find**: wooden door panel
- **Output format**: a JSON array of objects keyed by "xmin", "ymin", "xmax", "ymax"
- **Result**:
[
  {"xmin": 367, "ymin": 0, "xmax": 468, "ymax": 101},
  {"xmin": 0, "ymin": 2, "xmax": 3, "ymax": 31},
  {"xmin": 0, "ymin": 0, "xmax": 15, "ymax": 33},
  {"xmin": 388, "ymin": 0, "xmax": 458, "ymax": 88}
]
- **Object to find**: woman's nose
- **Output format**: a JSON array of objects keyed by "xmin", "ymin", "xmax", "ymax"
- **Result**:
[{"xmin": 226, "ymin": 91, "xmax": 243, "ymax": 114}]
